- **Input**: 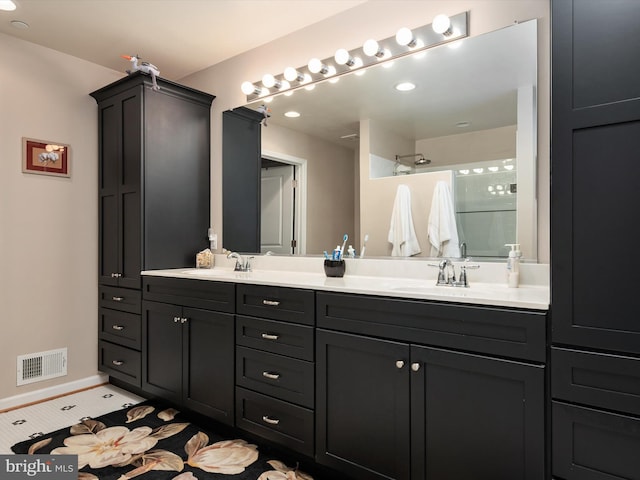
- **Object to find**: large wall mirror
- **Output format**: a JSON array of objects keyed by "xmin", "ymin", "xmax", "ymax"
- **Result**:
[{"xmin": 223, "ymin": 19, "xmax": 538, "ymax": 261}]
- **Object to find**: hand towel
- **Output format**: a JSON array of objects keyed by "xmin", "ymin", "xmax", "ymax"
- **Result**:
[
  {"xmin": 428, "ymin": 181, "xmax": 461, "ymax": 257},
  {"xmin": 388, "ymin": 184, "xmax": 421, "ymax": 256}
]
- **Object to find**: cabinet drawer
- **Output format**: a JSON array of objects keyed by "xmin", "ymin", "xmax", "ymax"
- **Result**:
[
  {"xmin": 236, "ymin": 284, "xmax": 314, "ymax": 325},
  {"xmin": 552, "ymin": 347, "xmax": 640, "ymax": 416},
  {"xmin": 236, "ymin": 316, "xmax": 314, "ymax": 361},
  {"xmin": 236, "ymin": 346, "xmax": 314, "ymax": 408},
  {"xmin": 236, "ymin": 387, "xmax": 313, "ymax": 457},
  {"xmin": 99, "ymin": 286, "xmax": 141, "ymax": 314},
  {"xmin": 553, "ymin": 401, "xmax": 640, "ymax": 480},
  {"xmin": 142, "ymin": 276, "xmax": 235, "ymax": 313},
  {"xmin": 99, "ymin": 308, "xmax": 141, "ymax": 349},
  {"xmin": 98, "ymin": 340, "xmax": 141, "ymax": 387},
  {"xmin": 317, "ymin": 292, "xmax": 546, "ymax": 362}
]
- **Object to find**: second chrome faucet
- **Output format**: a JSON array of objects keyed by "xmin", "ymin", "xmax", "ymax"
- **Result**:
[{"xmin": 430, "ymin": 258, "xmax": 479, "ymax": 288}]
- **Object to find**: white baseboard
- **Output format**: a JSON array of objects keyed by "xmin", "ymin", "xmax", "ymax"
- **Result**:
[{"xmin": 0, "ymin": 374, "xmax": 109, "ymax": 412}]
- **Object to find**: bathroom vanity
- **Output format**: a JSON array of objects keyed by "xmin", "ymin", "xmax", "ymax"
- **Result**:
[{"xmin": 107, "ymin": 260, "xmax": 551, "ymax": 480}]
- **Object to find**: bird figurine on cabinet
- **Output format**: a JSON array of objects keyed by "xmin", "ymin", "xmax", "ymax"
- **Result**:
[
  {"xmin": 257, "ymin": 104, "xmax": 271, "ymax": 126},
  {"xmin": 121, "ymin": 54, "xmax": 160, "ymax": 91}
]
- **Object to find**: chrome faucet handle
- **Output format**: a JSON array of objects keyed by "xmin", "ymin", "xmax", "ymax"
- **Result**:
[
  {"xmin": 245, "ymin": 256, "xmax": 255, "ymax": 272},
  {"xmin": 455, "ymin": 261, "xmax": 480, "ymax": 287},
  {"xmin": 428, "ymin": 259, "xmax": 452, "ymax": 285}
]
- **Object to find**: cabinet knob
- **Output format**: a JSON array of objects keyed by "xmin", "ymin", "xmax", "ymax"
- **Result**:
[
  {"xmin": 111, "ymin": 325, "xmax": 124, "ymax": 331},
  {"xmin": 262, "ymin": 371, "xmax": 281, "ymax": 380},
  {"xmin": 411, "ymin": 362, "xmax": 421, "ymax": 372},
  {"xmin": 262, "ymin": 415, "xmax": 280, "ymax": 425},
  {"xmin": 112, "ymin": 360, "xmax": 124, "ymax": 366},
  {"xmin": 112, "ymin": 296, "xmax": 124, "ymax": 302},
  {"xmin": 181, "ymin": 317, "xmax": 188, "ymax": 324},
  {"xmin": 395, "ymin": 360, "xmax": 405, "ymax": 369},
  {"xmin": 262, "ymin": 299, "xmax": 280, "ymax": 306},
  {"xmin": 111, "ymin": 273, "xmax": 122, "ymax": 278},
  {"xmin": 261, "ymin": 333, "xmax": 280, "ymax": 341},
  {"xmin": 173, "ymin": 317, "xmax": 180, "ymax": 323}
]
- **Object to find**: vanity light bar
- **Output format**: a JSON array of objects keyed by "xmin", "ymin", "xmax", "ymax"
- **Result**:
[{"xmin": 242, "ymin": 11, "xmax": 469, "ymax": 102}]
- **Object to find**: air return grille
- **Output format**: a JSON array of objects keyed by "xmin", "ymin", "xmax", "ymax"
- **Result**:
[{"xmin": 17, "ymin": 348, "xmax": 67, "ymax": 386}]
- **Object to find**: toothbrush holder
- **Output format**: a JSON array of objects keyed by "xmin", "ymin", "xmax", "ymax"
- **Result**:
[{"xmin": 324, "ymin": 259, "xmax": 346, "ymax": 278}]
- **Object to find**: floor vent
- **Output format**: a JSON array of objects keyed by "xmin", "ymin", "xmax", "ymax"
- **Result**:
[{"xmin": 17, "ymin": 348, "xmax": 67, "ymax": 386}]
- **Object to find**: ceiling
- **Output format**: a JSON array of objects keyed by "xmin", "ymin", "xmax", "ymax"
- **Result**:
[{"xmin": 0, "ymin": 0, "xmax": 366, "ymax": 80}]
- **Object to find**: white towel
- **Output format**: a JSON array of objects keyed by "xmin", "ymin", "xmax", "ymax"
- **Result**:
[
  {"xmin": 428, "ymin": 181, "xmax": 461, "ymax": 257},
  {"xmin": 388, "ymin": 184, "xmax": 421, "ymax": 257}
]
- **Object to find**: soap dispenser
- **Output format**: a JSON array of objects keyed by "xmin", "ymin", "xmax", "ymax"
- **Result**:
[{"xmin": 505, "ymin": 243, "xmax": 521, "ymax": 288}]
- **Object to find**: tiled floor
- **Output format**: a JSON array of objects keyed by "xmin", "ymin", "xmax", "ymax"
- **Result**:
[{"xmin": 0, "ymin": 384, "xmax": 145, "ymax": 454}]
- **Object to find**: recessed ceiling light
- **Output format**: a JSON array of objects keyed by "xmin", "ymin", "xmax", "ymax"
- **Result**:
[
  {"xmin": 0, "ymin": 1, "xmax": 17, "ymax": 11},
  {"xmin": 11, "ymin": 20, "xmax": 29, "ymax": 29},
  {"xmin": 284, "ymin": 111, "xmax": 300, "ymax": 118},
  {"xmin": 456, "ymin": 121, "xmax": 471, "ymax": 128},
  {"xmin": 395, "ymin": 82, "xmax": 416, "ymax": 92}
]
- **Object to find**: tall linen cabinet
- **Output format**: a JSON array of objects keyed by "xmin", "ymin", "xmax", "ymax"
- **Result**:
[{"xmin": 90, "ymin": 72, "xmax": 214, "ymax": 388}]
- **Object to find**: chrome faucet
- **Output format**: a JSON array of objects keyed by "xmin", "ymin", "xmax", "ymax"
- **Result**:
[
  {"xmin": 429, "ymin": 258, "xmax": 479, "ymax": 288},
  {"xmin": 227, "ymin": 252, "xmax": 253, "ymax": 272}
]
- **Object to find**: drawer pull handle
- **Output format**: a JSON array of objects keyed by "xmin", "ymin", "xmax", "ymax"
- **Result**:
[
  {"xmin": 261, "ymin": 333, "xmax": 280, "ymax": 341},
  {"xmin": 112, "ymin": 325, "xmax": 125, "ymax": 331},
  {"xmin": 111, "ymin": 273, "xmax": 122, "ymax": 278},
  {"xmin": 262, "ymin": 300, "xmax": 280, "ymax": 306},
  {"xmin": 112, "ymin": 296, "xmax": 124, "ymax": 302},
  {"xmin": 411, "ymin": 362, "xmax": 421, "ymax": 372},
  {"xmin": 262, "ymin": 415, "xmax": 280, "ymax": 425},
  {"xmin": 395, "ymin": 360, "xmax": 405, "ymax": 369},
  {"xmin": 262, "ymin": 371, "xmax": 280, "ymax": 380},
  {"xmin": 112, "ymin": 360, "xmax": 124, "ymax": 366}
]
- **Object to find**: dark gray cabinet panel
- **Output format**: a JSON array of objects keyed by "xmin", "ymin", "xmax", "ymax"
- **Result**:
[
  {"xmin": 551, "ymin": 0, "xmax": 640, "ymax": 354},
  {"xmin": 98, "ymin": 340, "xmax": 141, "ymax": 387},
  {"xmin": 143, "ymin": 276, "xmax": 235, "ymax": 313},
  {"xmin": 552, "ymin": 348, "xmax": 640, "ymax": 416},
  {"xmin": 236, "ymin": 316, "xmax": 314, "ymax": 361},
  {"xmin": 222, "ymin": 107, "xmax": 263, "ymax": 253},
  {"xmin": 411, "ymin": 346, "xmax": 545, "ymax": 480},
  {"xmin": 316, "ymin": 329, "xmax": 411, "ymax": 480},
  {"xmin": 317, "ymin": 292, "xmax": 546, "ymax": 362},
  {"xmin": 553, "ymin": 401, "xmax": 640, "ymax": 480},
  {"xmin": 237, "ymin": 284, "xmax": 315, "ymax": 326}
]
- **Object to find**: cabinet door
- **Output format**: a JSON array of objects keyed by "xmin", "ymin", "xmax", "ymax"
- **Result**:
[
  {"xmin": 316, "ymin": 329, "xmax": 411, "ymax": 480},
  {"xmin": 97, "ymin": 88, "xmax": 141, "ymax": 289},
  {"xmin": 410, "ymin": 346, "xmax": 545, "ymax": 480},
  {"xmin": 142, "ymin": 301, "xmax": 182, "ymax": 403},
  {"xmin": 182, "ymin": 307, "xmax": 235, "ymax": 426},
  {"xmin": 551, "ymin": 0, "xmax": 640, "ymax": 354}
]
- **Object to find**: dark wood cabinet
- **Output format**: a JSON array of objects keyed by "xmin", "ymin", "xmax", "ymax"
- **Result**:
[
  {"xmin": 316, "ymin": 329, "xmax": 411, "ymax": 480},
  {"xmin": 142, "ymin": 278, "xmax": 235, "ymax": 425},
  {"xmin": 91, "ymin": 73, "xmax": 214, "ymax": 289},
  {"xmin": 551, "ymin": 2, "xmax": 640, "ymax": 478},
  {"xmin": 551, "ymin": 0, "xmax": 640, "ymax": 354},
  {"xmin": 234, "ymin": 284, "xmax": 316, "ymax": 457},
  {"xmin": 316, "ymin": 294, "xmax": 546, "ymax": 480},
  {"xmin": 91, "ymin": 72, "xmax": 214, "ymax": 388}
]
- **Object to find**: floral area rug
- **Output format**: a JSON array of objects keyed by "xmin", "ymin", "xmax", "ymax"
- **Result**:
[{"xmin": 11, "ymin": 400, "xmax": 313, "ymax": 480}]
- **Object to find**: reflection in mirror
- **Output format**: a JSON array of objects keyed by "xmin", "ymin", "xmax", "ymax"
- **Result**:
[{"xmin": 233, "ymin": 19, "xmax": 537, "ymax": 260}]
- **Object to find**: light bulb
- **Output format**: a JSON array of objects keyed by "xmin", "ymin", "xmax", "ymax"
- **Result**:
[
  {"xmin": 261, "ymin": 73, "xmax": 277, "ymax": 88},
  {"xmin": 334, "ymin": 48, "xmax": 354, "ymax": 66},
  {"xmin": 284, "ymin": 67, "xmax": 303, "ymax": 82},
  {"xmin": 0, "ymin": 1, "xmax": 17, "ymax": 11},
  {"xmin": 325, "ymin": 65, "xmax": 337, "ymax": 77},
  {"xmin": 396, "ymin": 27, "xmax": 417, "ymax": 47},
  {"xmin": 308, "ymin": 58, "xmax": 328, "ymax": 74},
  {"xmin": 432, "ymin": 14, "xmax": 452, "ymax": 35},
  {"xmin": 241, "ymin": 81, "xmax": 259, "ymax": 95},
  {"xmin": 363, "ymin": 39, "xmax": 383, "ymax": 58}
]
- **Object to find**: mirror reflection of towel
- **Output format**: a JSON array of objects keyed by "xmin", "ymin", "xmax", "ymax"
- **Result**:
[
  {"xmin": 388, "ymin": 184, "xmax": 421, "ymax": 256},
  {"xmin": 428, "ymin": 181, "xmax": 461, "ymax": 257}
]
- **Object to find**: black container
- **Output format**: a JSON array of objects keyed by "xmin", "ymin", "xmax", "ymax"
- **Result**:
[{"xmin": 324, "ymin": 259, "xmax": 346, "ymax": 278}]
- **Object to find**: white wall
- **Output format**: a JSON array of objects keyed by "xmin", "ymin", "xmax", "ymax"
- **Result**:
[
  {"xmin": 0, "ymin": 33, "xmax": 123, "ymax": 400},
  {"xmin": 181, "ymin": 0, "xmax": 551, "ymax": 264}
]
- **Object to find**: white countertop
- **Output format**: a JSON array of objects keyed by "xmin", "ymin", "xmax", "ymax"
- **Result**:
[{"xmin": 143, "ymin": 255, "xmax": 549, "ymax": 310}]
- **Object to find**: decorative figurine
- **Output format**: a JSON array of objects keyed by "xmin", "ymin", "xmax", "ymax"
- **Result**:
[{"xmin": 121, "ymin": 54, "xmax": 160, "ymax": 91}]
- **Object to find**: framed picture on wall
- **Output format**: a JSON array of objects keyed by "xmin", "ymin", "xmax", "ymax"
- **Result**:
[{"xmin": 22, "ymin": 137, "xmax": 71, "ymax": 177}]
